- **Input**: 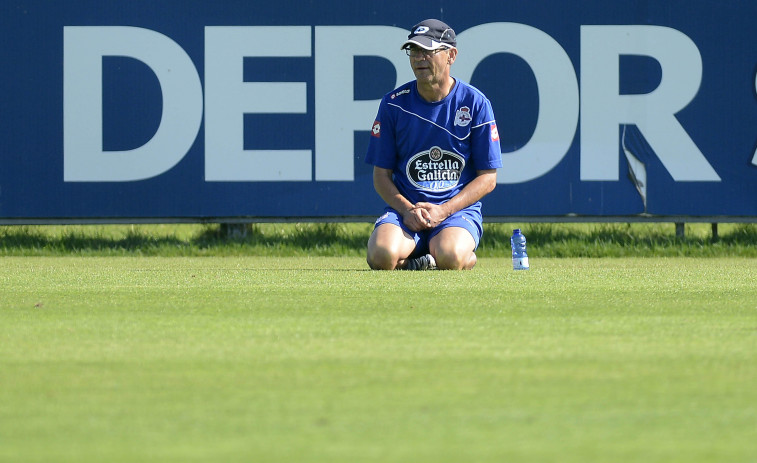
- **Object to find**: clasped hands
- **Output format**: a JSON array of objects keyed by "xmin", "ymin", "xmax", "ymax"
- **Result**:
[{"xmin": 402, "ymin": 202, "xmax": 449, "ymax": 232}]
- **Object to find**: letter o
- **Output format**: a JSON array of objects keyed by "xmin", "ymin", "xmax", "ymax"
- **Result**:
[{"xmin": 455, "ymin": 23, "xmax": 579, "ymax": 183}]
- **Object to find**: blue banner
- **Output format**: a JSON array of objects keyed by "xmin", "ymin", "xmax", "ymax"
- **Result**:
[{"xmin": 2, "ymin": 0, "xmax": 756, "ymax": 221}]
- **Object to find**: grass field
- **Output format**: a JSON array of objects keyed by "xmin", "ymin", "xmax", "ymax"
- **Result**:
[{"xmin": 2, "ymin": 254, "xmax": 756, "ymax": 462}]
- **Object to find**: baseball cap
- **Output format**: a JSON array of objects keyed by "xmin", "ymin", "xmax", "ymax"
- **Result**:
[{"xmin": 400, "ymin": 19, "xmax": 457, "ymax": 51}]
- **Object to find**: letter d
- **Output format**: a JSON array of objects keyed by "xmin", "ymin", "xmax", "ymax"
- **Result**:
[{"xmin": 64, "ymin": 27, "xmax": 203, "ymax": 181}]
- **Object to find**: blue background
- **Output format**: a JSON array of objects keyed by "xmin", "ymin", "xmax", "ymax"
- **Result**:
[{"xmin": 2, "ymin": 0, "xmax": 756, "ymax": 221}]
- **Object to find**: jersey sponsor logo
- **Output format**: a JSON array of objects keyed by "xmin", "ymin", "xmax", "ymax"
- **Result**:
[
  {"xmin": 490, "ymin": 123, "xmax": 500, "ymax": 141},
  {"xmin": 454, "ymin": 106, "xmax": 472, "ymax": 127},
  {"xmin": 406, "ymin": 146, "xmax": 465, "ymax": 191},
  {"xmin": 371, "ymin": 120, "xmax": 381, "ymax": 137},
  {"xmin": 390, "ymin": 89, "xmax": 410, "ymax": 99}
]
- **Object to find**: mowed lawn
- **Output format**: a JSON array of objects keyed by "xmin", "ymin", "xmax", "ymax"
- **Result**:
[{"xmin": 1, "ymin": 256, "xmax": 756, "ymax": 463}]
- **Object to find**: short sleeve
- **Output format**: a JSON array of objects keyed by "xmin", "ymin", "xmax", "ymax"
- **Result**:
[
  {"xmin": 470, "ymin": 99, "xmax": 503, "ymax": 170},
  {"xmin": 365, "ymin": 98, "xmax": 397, "ymax": 170}
]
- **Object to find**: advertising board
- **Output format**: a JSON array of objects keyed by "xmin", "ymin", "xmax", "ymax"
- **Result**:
[{"xmin": 2, "ymin": 1, "xmax": 756, "ymax": 222}]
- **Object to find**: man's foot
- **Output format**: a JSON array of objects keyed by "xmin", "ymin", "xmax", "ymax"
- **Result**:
[{"xmin": 404, "ymin": 254, "xmax": 437, "ymax": 271}]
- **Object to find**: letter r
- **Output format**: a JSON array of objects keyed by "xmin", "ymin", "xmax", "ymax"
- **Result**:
[{"xmin": 580, "ymin": 25, "xmax": 720, "ymax": 181}]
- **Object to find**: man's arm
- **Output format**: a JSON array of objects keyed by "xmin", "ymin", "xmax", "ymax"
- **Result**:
[
  {"xmin": 415, "ymin": 169, "xmax": 497, "ymax": 226},
  {"xmin": 373, "ymin": 166, "xmax": 432, "ymax": 232}
]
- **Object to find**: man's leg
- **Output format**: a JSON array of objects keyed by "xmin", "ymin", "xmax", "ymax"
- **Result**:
[
  {"xmin": 429, "ymin": 227, "xmax": 477, "ymax": 270},
  {"xmin": 366, "ymin": 223, "xmax": 417, "ymax": 270}
]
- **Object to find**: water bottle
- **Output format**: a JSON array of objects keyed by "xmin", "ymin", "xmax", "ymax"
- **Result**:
[{"xmin": 511, "ymin": 229, "xmax": 530, "ymax": 270}]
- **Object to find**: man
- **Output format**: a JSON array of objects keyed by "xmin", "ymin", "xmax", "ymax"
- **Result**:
[{"xmin": 365, "ymin": 19, "xmax": 503, "ymax": 270}]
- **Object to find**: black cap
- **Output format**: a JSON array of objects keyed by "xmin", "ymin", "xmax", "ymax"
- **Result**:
[{"xmin": 401, "ymin": 19, "xmax": 457, "ymax": 51}]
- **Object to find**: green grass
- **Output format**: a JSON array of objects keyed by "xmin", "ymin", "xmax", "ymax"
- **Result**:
[
  {"xmin": 1, "ymin": 222, "xmax": 756, "ymax": 257},
  {"xmin": 2, "ymin": 256, "xmax": 756, "ymax": 462}
]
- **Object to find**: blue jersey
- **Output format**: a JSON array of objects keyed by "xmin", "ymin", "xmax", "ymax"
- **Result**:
[{"xmin": 365, "ymin": 79, "xmax": 503, "ymax": 206}]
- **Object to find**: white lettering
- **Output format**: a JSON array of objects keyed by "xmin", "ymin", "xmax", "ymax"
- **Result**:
[
  {"xmin": 414, "ymin": 160, "xmax": 460, "ymax": 171},
  {"xmin": 454, "ymin": 23, "xmax": 579, "ymax": 184},
  {"xmin": 753, "ymin": 71, "xmax": 757, "ymax": 166},
  {"xmin": 314, "ymin": 26, "xmax": 414, "ymax": 181},
  {"xmin": 418, "ymin": 171, "xmax": 459, "ymax": 182},
  {"xmin": 63, "ymin": 26, "xmax": 203, "ymax": 181},
  {"xmin": 204, "ymin": 26, "xmax": 311, "ymax": 181},
  {"xmin": 580, "ymin": 25, "xmax": 720, "ymax": 181},
  {"xmin": 61, "ymin": 24, "xmax": 724, "ymax": 185}
]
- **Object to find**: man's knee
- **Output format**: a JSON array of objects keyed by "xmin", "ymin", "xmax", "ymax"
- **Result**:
[
  {"xmin": 366, "ymin": 245, "xmax": 399, "ymax": 270},
  {"xmin": 434, "ymin": 248, "xmax": 475, "ymax": 270},
  {"xmin": 431, "ymin": 228, "xmax": 477, "ymax": 270},
  {"xmin": 367, "ymin": 223, "xmax": 416, "ymax": 270}
]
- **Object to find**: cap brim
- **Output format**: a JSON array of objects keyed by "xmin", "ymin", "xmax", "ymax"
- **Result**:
[{"xmin": 400, "ymin": 37, "xmax": 451, "ymax": 50}]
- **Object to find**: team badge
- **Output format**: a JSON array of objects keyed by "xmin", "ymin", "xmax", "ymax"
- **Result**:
[
  {"xmin": 454, "ymin": 106, "xmax": 472, "ymax": 127},
  {"xmin": 371, "ymin": 121, "xmax": 381, "ymax": 138}
]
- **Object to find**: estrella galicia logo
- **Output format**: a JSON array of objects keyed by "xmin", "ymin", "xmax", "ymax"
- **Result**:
[{"xmin": 406, "ymin": 146, "xmax": 465, "ymax": 191}]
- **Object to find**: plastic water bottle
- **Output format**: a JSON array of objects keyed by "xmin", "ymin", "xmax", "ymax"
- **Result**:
[{"xmin": 511, "ymin": 229, "xmax": 530, "ymax": 270}]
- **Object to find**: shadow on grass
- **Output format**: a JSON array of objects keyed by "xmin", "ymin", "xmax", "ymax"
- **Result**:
[
  {"xmin": 722, "ymin": 224, "xmax": 757, "ymax": 245},
  {"xmin": 194, "ymin": 223, "xmax": 371, "ymax": 253},
  {"xmin": 0, "ymin": 227, "xmax": 189, "ymax": 253},
  {"xmin": 2, "ymin": 223, "xmax": 756, "ymax": 256},
  {"xmin": 480, "ymin": 223, "xmax": 757, "ymax": 257},
  {"xmin": 0, "ymin": 223, "xmax": 373, "ymax": 256}
]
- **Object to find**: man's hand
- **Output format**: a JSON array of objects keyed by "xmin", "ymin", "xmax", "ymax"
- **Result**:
[
  {"xmin": 402, "ymin": 205, "xmax": 433, "ymax": 232},
  {"xmin": 373, "ymin": 167, "xmax": 497, "ymax": 233},
  {"xmin": 413, "ymin": 202, "xmax": 449, "ymax": 228},
  {"xmin": 415, "ymin": 170, "xmax": 498, "ymax": 228}
]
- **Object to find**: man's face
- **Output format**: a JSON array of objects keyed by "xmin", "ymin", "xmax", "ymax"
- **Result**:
[{"xmin": 407, "ymin": 46, "xmax": 453, "ymax": 84}]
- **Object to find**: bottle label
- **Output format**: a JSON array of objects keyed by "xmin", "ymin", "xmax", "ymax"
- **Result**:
[{"xmin": 513, "ymin": 257, "xmax": 530, "ymax": 270}]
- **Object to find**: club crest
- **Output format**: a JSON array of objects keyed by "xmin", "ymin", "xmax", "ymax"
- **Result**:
[{"xmin": 454, "ymin": 106, "xmax": 472, "ymax": 127}]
